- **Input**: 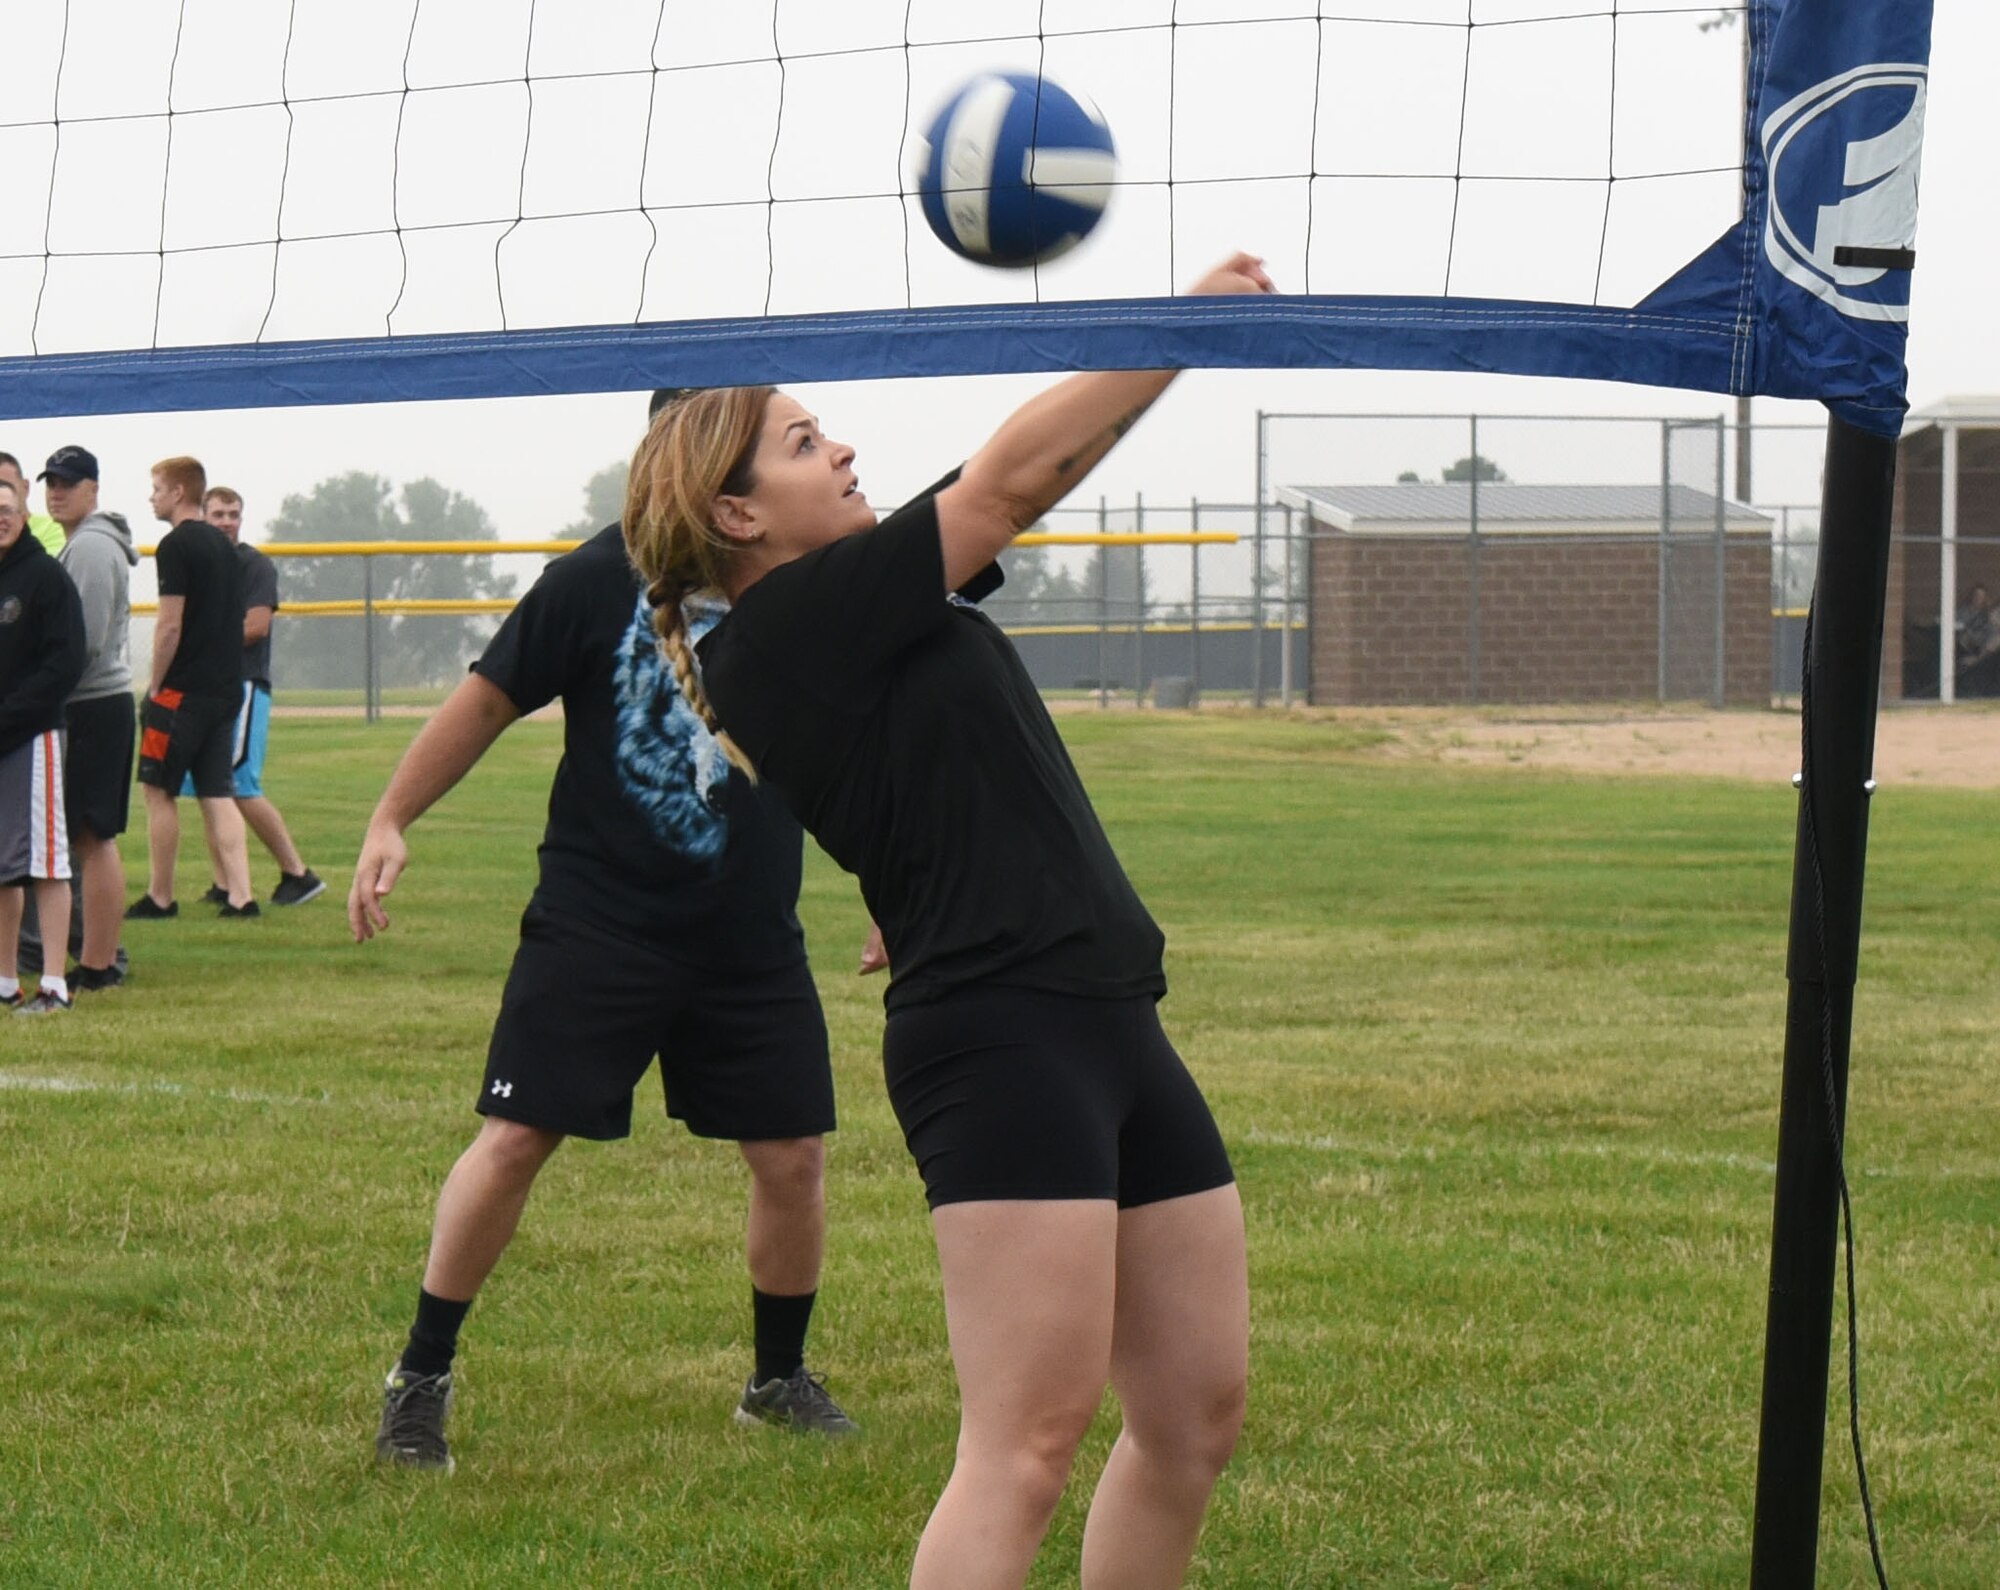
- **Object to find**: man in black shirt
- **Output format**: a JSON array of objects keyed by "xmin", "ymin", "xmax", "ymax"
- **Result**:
[
  {"xmin": 179, "ymin": 487, "xmax": 325, "ymax": 908},
  {"xmin": 350, "ymin": 397, "xmax": 859, "ymax": 1472},
  {"xmin": 129, "ymin": 456, "xmax": 256, "ymax": 920}
]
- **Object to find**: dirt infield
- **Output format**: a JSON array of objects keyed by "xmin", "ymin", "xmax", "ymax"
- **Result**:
[
  {"xmin": 1329, "ymin": 702, "xmax": 2000, "ymax": 789},
  {"xmin": 290, "ymin": 698, "xmax": 1997, "ymax": 787}
]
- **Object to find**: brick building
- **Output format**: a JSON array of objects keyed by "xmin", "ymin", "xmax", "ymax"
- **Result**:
[
  {"xmin": 1884, "ymin": 398, "xmax": 2000, "ymax": 701},
  {"xmin": 1291, "ymin": 483, "xmax": 1773, "ymax": 706}
]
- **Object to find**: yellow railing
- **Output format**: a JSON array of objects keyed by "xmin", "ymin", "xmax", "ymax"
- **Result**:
[
  {"xmin": 128, "ymin": 529, "xmax": 1264, "ymax": 721},
  {"xmin": 129, "ymin": 532, "xmax": 1242, "ymax": 617},
  {"xmin": 133, "ymin": 598, "xmax": 518, "ymax": 616},
  {"xmin": 131, "ymin": 531, "xmax": 1239, "ymax": 559},
  {"xmin": 1002, "ymin": 619, "xmax": 1306, "ymax": 637}
]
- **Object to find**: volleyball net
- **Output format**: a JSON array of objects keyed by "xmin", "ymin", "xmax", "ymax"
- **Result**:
[{"xmin": 0, "ymin": 0, "xmax": 1930, "ymax": 433}]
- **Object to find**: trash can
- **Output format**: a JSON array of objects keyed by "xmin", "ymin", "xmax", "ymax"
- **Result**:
[{"xmin": 1151, "ymin": 675, "xmax": 1194, "ymax": 709}]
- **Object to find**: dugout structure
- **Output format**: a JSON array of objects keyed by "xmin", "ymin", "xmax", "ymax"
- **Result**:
[
  {"xmin": 1884, "ymin": 399, "xmax": 2000, "ymax": 702},
  {"xmin": 1288, "ymin": 479, "xmax": 1773, "ymax": 706}
]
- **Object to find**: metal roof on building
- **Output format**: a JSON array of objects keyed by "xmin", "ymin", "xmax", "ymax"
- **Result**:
[
  {"xmin": 1278, "ymin": 482, "xmax": 1773, "ymax": 534},
  {"xmin": 1904, "ymin": 396, "xmax": 2000, "ymax": 431}
]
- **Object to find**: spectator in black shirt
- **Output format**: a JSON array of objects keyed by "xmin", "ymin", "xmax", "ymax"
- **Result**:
[
  {"xmin": 129, "ymin": 455, "xmax": 257, "ymax": 920},
  {"xmin": 180, "ymin": 487, "xmax": 325, "ymax": 908},
  {"xmin": 1956, "ymin": 583, "xmax": 1998, "ymax": 670},
  {"xmin": 624, "ymin": 254, "xmax": 1274, "ymax": 1590},
  {"xmin": 0, "ymin": 478, "xmax": 86, "ymax": 1014},
  {"xmin": 348, "ymin": 391, "xmax": 862, "ymax": 1473}
]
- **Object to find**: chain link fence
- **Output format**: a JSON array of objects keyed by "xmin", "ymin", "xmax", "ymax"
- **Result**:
[
  {"xmin": 980, "ymin": 501, "xmax": 1305, "ymax": 707},
  {"xmin": 129, "ymin": 412, "xmax": 1995, "ymax": 716}
]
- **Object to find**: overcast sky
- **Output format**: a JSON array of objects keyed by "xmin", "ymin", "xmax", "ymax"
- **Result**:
[{"xmin": 2, "ymin": 0, "xmax": 1990, "ymax": 573}]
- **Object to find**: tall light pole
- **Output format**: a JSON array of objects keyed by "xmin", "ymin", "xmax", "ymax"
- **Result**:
[{"xmin": 1702, "ymin": 8, "xmax": 1756, "ymax": 503}]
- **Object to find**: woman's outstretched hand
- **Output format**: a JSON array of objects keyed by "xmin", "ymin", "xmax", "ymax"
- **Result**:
[{"xmin": 1189, "ymin": 252, "xmax": 1276, "ymax": 297}]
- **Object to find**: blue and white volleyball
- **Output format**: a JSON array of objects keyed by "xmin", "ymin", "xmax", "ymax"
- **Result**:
[{"xmin": 911, "ymin": 72, "xmax": 1116, "ymax": 268}]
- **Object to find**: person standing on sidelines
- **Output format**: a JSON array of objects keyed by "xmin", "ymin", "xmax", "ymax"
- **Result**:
[
  {"xmin": 0, "ymin": 453, "xmax": 64, "ymax": 556},
  {"xmin": 625, "ymin": 255, "xmax": 1269, "ymax": 1590},
  {"xmin": 349, "ymin": 392, "xmax": 859, "ymax": 1473},
  {"xmin": 0, "ymin": 478, "xmax": 86, "ymax": 1015},
  {"xmin": 128, "ymin": 455, "xmax": 258, "ymax": 920},
  {"xmin": 36, "ymin": 446, "xmax": 139, "ymax": 991},
  {"xmin": 179, "ymin": 487, "xmax": 324, "ymax": 907}
]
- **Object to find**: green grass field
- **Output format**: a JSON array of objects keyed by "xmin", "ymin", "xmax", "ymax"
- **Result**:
[{"xmin": 3, "ymin": 714, "xmax": 1995, "ymax": 1588}]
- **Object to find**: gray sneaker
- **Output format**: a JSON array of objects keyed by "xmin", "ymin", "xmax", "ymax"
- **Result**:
[
  {"xmin": 271, "ymin": 869, "xmax": 327, "ymax": 907},
  {"xmin": 733, "ymin": 1369, "xmax": 859, "ymax": 1436},
  {"xmin": 14, "ymin": 988, "xmax": 73, "ymax": 1017},
  {"xmin": 376, "ymin": 1366, "xmax": 455, "ymax": 1472}
]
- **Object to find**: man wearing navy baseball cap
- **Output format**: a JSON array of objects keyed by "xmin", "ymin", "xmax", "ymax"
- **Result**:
[{"xmin": 42, "ymin": 443, "xmax": 140, "ymax": 989}]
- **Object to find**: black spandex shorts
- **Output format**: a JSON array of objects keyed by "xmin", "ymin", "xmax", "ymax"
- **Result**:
[
  {"xmin": 137, "ymin": 688, "xmax": 236, "ymax": 799},
  {"xmin": 479, "ymin": 901, "xmax": 836, "ymax": 1142},
  {"xmin": 64, "ymin": 693, "xmax": 136, "ymax": 840},
  {"xmin": 882, "ymin": 987, "xmax": 1234, "ymax": 1211}
]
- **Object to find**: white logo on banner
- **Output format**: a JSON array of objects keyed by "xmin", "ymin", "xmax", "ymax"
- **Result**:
[{"xmin": 1762, "ymin": 63, "xmax": 1927, "ymax": 323}]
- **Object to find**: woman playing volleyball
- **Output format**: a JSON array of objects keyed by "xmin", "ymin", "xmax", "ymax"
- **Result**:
[{"xmin": 624, "ymin": 251, "xmax": 1272, "ymax": 1589}]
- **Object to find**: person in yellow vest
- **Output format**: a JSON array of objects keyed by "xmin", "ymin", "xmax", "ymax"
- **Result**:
[{"xmin": 0, "ymin": 454, "xmax": 63, "ymax": 554}]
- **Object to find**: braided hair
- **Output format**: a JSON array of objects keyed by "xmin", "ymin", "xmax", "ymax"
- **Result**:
[{"xmin": 621, "ymin": 386, "xmax": 774, "ymax": 779}]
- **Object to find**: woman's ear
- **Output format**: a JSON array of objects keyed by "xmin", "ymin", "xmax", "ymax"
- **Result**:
[{"xmin": 712, "ymin": 494, "xmax": 763, "ymax": 545}]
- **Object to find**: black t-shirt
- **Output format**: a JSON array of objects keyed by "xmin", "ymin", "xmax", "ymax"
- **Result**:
[
  {"xmin": 238, "ymin": 543, "xmax": 279, "ymax": 686},
  {"xmin": 473, "ymin": 524, "xmax": 806, "ymax": 967},
  {"xmin": 697, "ymin": 493, "xmax": 1165, "ymax": 1011},
  {"xmin": 155, "ymin": 518, "xmax": 245, "ymax": 699}
]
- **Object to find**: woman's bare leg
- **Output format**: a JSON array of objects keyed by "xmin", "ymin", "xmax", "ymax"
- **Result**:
[
  {"xmin": 912, "ymin": 1199, "xmax": 1120, "ymax": 1590},
  {"xmin": 1081, "ymin": 1183, "xmax": 1248, "ymax": 1590}
]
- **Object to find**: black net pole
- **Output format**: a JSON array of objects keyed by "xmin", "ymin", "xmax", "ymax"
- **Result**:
[{"xmin": 1748, "ymin": 412, "xmax": 1898, "ymax": 1588}]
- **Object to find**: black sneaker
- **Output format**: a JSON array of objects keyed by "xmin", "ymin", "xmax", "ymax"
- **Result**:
[
  {"xmin": 733, "ymin": 1369, "xmax": 860, "ymax": 1436},
  {"xmin": 70, "ymin": 963, "xmax": 127, "ymax": 993},
  {"xmin": 376, "ymin": 1367, "xmax": 455, "ymax": 1472},
  {"xmin": 14, "ymin": 988, "xmax": 73, "ymax": 1016},
  {"xmin": 201, "ymin": 884, "xmax": 229, "ymax": 905},
  {"xmin": 218, "ymin": 900, "xmax": 262, "ymax": 919},
  {"xmin": 0, "ymin": 988, "xmax": 20, "ymax": 1010},
  {"xmin": 271, "ymin": 869, "xmax": 327, "ymax": 907},
  {"xmin": 124, "ymin": 895, "xmax": 178, "ymax": 920}
]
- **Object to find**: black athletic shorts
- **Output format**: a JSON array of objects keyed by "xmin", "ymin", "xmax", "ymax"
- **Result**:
[
  {"xmin": 478, "ymin": 900, "xmax": 836, "ymax": 1142},
  {"xmin": 882, "ymin": 987, "xmax": 1235, "ymax": 1211},
  {"xmin": 64, "ymin": 692, "xmax": 137, "ymax": 840},
  {"xmin": 136, "ymin": 688, "xmax": 237, "ymax": 799}
]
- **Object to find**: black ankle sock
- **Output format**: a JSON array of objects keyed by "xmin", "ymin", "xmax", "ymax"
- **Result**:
[
  {"xmin": 400, "ymin": 1288, "xmax": 473, "ymax": 1379},
  {"xmin": 752, "ymin": 1287, "xmax": 816, "ymax": 1386}
]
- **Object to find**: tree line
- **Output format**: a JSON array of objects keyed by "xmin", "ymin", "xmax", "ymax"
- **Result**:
[{"xmin": 265, "ymin": 464, "xmax": 626, "ymax": 691}]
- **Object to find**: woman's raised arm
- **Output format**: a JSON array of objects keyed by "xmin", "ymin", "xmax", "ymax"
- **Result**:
[{"xmin": 932, "ymin": 252, "xmax": 1274, "ymax": 589}]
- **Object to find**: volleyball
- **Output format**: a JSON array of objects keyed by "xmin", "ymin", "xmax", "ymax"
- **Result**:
[{"xmin": 911, "ymin": 72, "xmax": 1117, "ymax": 268}]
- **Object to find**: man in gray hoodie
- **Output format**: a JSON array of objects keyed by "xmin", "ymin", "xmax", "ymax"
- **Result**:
[{"xmin": 42, "ymin": 445, "xmax": 139, "ymax": 990}]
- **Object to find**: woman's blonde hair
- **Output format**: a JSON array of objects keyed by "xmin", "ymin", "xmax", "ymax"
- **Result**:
[{"xmin": 621, "ymin": 385, "xmax": 774, "ymax": 777}]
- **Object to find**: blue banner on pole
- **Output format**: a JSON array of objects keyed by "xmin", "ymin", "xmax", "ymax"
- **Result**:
[{"xmin": 1634, "ymin": 0, "xmax": 1932, "ymax": 435}]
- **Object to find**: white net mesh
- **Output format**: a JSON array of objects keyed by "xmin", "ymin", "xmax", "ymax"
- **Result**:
[{"xmin": 2, "ymin": 0, "xmax": 1751, "ymax": 358}]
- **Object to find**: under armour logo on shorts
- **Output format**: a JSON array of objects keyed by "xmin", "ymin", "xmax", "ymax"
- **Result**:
[{"xmin": 490, "ymin": 1080, "xmax": 514, "ymax": 1099}]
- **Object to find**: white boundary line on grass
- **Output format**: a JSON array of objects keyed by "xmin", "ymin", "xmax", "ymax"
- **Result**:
[
  {"xmin": 3, "ymin": 1080, "xmax": 1989, "ymax": 1182},
  {"xmin": 0, "ymin": 1070, "xmax": 333, "ymax": 1109},
  {"xmin": 1242, "ymin": 1126, "xmax": 1997, "ymax": 1184}
]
